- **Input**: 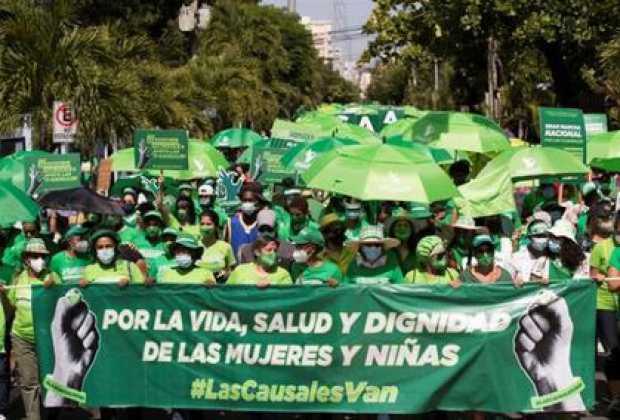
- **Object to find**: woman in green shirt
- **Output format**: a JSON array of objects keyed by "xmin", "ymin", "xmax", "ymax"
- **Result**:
[
  {"xmin": 405, "ymin": 235, "xmax": 460, "ymax": 286},
  {"xmin": 460, "ymin": 234, "xmax": 514, "ymax": 284},
  {"xmin": 386, "ymin": 208, "xmax": 418, "ymax": 275},
  {"xmin": 4, "ymin": 238, "xmax": 57, "ymax": 420},
  {"xmin": 227, "ymin": 237, "xmax": 292, "ymax": 287},
  {"xmin": 158, "ymin": 234, "xmax": 215, "ymax": 285},
  {"xmin": 291, "ymin": 226, "xmax": 342, "ymax": 286},
  {"xmin": 197, "ymin": 210, "xmax": 235, "ymax": 282},
  {"xmin": 80, "ymin": 230, "xmax": 144, "ymax": 287},
  {"xmin": 50, "ymin": 225, "xmax": 91, "ymax": 284}
]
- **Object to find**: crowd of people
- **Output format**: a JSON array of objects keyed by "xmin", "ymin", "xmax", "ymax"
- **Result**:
[{"xmin": 0, "ymin": 158, "xmax": 618, "ymax": 420}]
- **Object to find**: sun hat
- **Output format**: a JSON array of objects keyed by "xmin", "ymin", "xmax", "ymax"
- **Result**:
[
  {"xmin": 90, "ymin": 229, "xmax": 120, "ymax": 246},
  {"xmin": 347, "ymin": 225, "xmax": 400, "ymax": 250},
  {"xmin": 170, "ymin": 233, "xmax": 204, "ymax": 259},
  {"xmin": 63, "ymin": 225, "xmax": 88, "ymax": 242},
  {"xmin": 548, "ymin": 220, "xmax": 577, "ymax": 244},
  {"xmin": 198, "ymin": 184, "xmax": 215, "ymax": 196},
  {"xmin": 452, "ymin": 215, "xmax": 480, "ymax": 231},
  {"xmin": 527, "ymin": 220, "xmax": 550, "ymax": 236},
  {"xmin": 22, "ymin": 238, "xmax": 50, "ymax": 256},
  {"xmin": 415, "ymin": 235, "xmax": 445, "ymax": 261},
  {"xmin": 291, "ymin": 226, "xmax": 325, "ymax": 248},
  {"xmin": 319, "ymin": 213, "xmax": 344, "ymax": 229},
  {"xmin": 472, "ymin": 234, "xmax": 494, "ymax": 249}
]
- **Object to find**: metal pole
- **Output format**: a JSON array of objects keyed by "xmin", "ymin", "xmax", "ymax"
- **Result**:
[{"xmin": 287, "ymin": 0, "xmax": 296, "ymax": 12}]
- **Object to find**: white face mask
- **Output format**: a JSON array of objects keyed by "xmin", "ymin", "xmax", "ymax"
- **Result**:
[
  {"xmin": 29, "ymin": 257, "xmax": 45, "ymax": 274},
  {"xmin": 293, "ymin": 249, "xmax": 309, "ymax": 264},
  {"xmin": 175, "ymin": 253, "xmax": 193, "ymax": 268},
  {"xmin": 97, "ymin": 248, "xmax": 115, "ymax": 265},
  {"xmin": 240, "ymin": 201, "xmax": 257, "ymax": 215},
  {"xmin": 75, "ymin": 240, "xmax": 89, "ymax": 254},
  {"xmin": 530, "ymin": 237, "xmax": 548, "ymax": 252}
]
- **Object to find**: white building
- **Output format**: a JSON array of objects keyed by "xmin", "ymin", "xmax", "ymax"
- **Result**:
[{"xmin": 301, "ymin": 16, "xmax": 340, "ymax": 65}]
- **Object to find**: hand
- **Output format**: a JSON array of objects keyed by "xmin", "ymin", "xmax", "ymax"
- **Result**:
[
  {"xmin": 0, "ymin": 284, "xmax": 5, "ymax": 294},
  {"xmin": 117, "ymin": 277, "xmax": 129, "ymax": 288},
  {"xmin": 515, "ymin": 290, "xmax": 585, "ymax": 412},
  {"xmin": 43, "ymin": 278, "xmax": 55, "ymax": 288},
  {"xmin": 256, "ymin": 279, "xmax": 271, "ymax": 289},
  {"xmin": 327, "ymin": 278, "xmax": 339, "ymax": 288},
  {"xmin": 78, "ymin": 279, "xmax": 89, "ymax": 288},
  {"xmin": 448, "ymin": 279, "xmax": 461, "ymax": 289},
  {"xmin": 144, "ymin": 277, "xmax": 155, "ymax": 287},
  {"xmin": 204, "ymin": 279, "xmax": 217, "ymax": 288},
  {"xmin": 44, "ymin": 289, "xmax": 99, "ymax": 407},
  {"xmin": 513, "ymin": 275, "xmax": 524, "ymax": 288}
]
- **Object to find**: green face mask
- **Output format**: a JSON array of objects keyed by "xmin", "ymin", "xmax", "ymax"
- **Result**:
[
  {"xmin": 200, "ymin": 225, "xmax": 215, "ymax": 237},
  {"xmin": 477, "ymin": 252, "xmax": 494, "ymax": 267},
  {"xmin": 430, "ymin": 256, "xmax": 447, "ymax": 273},
  {"xmin": 292, "ymin": 214, "xmax": 306, "ymax": 226},
  {"xmin": 145, "ymin": 226, "xmax": 161, "ymax": 238},
  {"xmin": 394, "ymin": 224, "xmax": 412, "ymax": 241},
  {"xmin": 258, "ymin": 251, "xmax": 277, "ymax": 268}
]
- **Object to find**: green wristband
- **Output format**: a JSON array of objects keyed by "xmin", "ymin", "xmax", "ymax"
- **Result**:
[
  {"xmin": 43, "ymin": 374, "xmax": 87, "ymax": 405},
  {"xmin": 530, "ymin": 377, "xmax": 584, "ymax": 409}
]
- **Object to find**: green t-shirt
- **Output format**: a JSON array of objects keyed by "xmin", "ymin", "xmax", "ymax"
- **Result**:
[
  {"xmin": 460, "ymin": 267, "xmax": 513, "ymax": 284},
  {"xmin": 197, "ymin": 240, "xmax": 236, "ymax": 273},
  {"xmin": 158, "ymin": 266, "xmax": 215, "ymax": 284},
  {"xmin": 83, "ymin": 260, "xmax": 145, "ymax": 284},
  {"xmin": 49, "ymin": 251, "xmax": 91, "ymax": 284},
  {"xmin": 344, "ymin": 253, "xmax": 404, "ymax": 285},
  {"xmin": 119, "ymin": 226, "xmax": 140, "ymax": 244},
  {"xmin": 293, "ymin": 260, "xmax": 343, "ymax": 285},
  {"xmin": 8, "ymin": 270, "xmax": 59, "ymax": 343},
  {"xmin": 133, "ymin": 233, "xmax": 167, "ymax": 278},
  {"xmin": 227, "ymin": 263, "xmax": 292, "ymax": 286},
  {"xmin": 591, "ymin": 238, "xmax": 618, "ymax": 311},
  {"xmin": 277, "ymin": 215, "xmax": 320, "ymax": 242},
  {"xmin": 169, "ymin": 217, "xmax": 201, "ymax": 240},
  {"xmin": 405, "ymin": 268, "xmax": 459, "ymax": 285}
]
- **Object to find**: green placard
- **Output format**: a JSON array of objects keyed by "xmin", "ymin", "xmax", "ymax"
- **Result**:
[
  {"xmin": 33, "ymin": 282, "xmax": 595, "ymax": 412},
  {"xmin": 584, "ymin": 113, "xmax": 608, "ymax": 136},
  {"xmin": 133, "ymin": 129, "xmax": 188, "ymax": 170},
  {"xmin": 539, "ymin": 107, "xmax": 587, "ymax": 163},
  {"xmin": 339, "ymin": 109, "xmax": 404, "ymax": 133},
  {"xmin": 251, "ymin": 138, "xmax": 303, "ymax": 184},
  {"xmin": 24, "ymin": 153, "xmax": 81, "ymax": 197}
]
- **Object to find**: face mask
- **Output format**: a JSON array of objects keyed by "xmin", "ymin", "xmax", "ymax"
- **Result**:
[
  {"xmin": 199, "ymin": 197, "xmax": 213, "ymax": 207},
  {"xmin": 180, "ymin": 190, "xmax": 192, "ymax": 198},
  {"xmin": 394, "ymin": 225, "xmax": 412, "ymax": 241},
  {"xmin": 177, "ymin": 209, "xmax": 188, "ymax": 220},
  {"xmin": 258, "ymin": 251, "xmax": 277, "ymax": 267},
  {"xmin": 29, "ymin": 257, "xmax": 45, "ymax": 274},
  {"xmin": 97, "ymin": 248, "xmax": 115, "ymax": 265},
  {"xmin": 361, "ymin": 245, "xmax": 383, "ymax": 262},
  {"xmin": 345, "ymin": 210, "xmax": 361, "ymax": 220},
  {"xmin": 477, "ymin": 252, "xmax": 494, "ymax": 267},
  {"xmin": 530, "ymin": 237, "xmax": 548, "ymax": 252},
  {"xmin": 200, "ymin": 225, "xmax": 215, "ymax": 237},
  {"xmin": 293, "ymin": 249, "xmax": 309, "ymax": 264},
  {"xmin": 240, "ymin": 201, "xmax": 257, "ymax": 215},
  {"xmin": 74, "ymin": 240, "xmax": 89, "ymax": 254},
  {"xmin": 145, "ymin": 226, "xmax": 161, "ymax": 238},
  {"xmin": 292, "ymin": 214, "xmax": 306, "ymax": 225},
  {"xmin": 548, "ymin": 239, "xmax": 561, "ymax": 254},
  {"xmin": 542, "ymin": 186, "xmax": 555, "ymax": 199},
  {"xmin": 597, "ymin": 220, "xmax": 614, "ymax": 235},
  {"xmin": 175, "ymin": 253, "xmax": 193, "ymax": 269},
  {"xmin": 122, "ymin": 203, "xmax": 135, "ymax": 214},
  {"xmin": 430, "ymin": 256, "xmax": 447, "ymax": 273}
]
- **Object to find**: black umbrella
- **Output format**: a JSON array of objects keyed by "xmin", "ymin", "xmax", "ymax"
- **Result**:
[{"xmin": 38, "ymin": 187, "xmax": 124, "ymax": 216}]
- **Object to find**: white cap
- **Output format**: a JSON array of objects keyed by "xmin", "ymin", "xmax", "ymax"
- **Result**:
[{"xmin": 198, "ymin": 185, "xmax": 215, "ymax": 196}]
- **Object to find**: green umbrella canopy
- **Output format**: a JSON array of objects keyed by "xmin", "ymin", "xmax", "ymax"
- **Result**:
[
  {"xmin": 271, "ymin": 118, "xmax": 380, "ymax": 145},
  {"xmin": 302, "ymin": 144, "xmax": 459, "ymax": 203},
  {"xmin": 430, "ymin": 130, "xmax": 510, "ymax": 154},
  {"xmin": 477, "ymin": 146, "xmax": 589, "ymax": 181},
  {"xmin": 332, "ymin": 123, "xmax": 381, "ymax": 144},
  {"xmin": 0, "ymin": 150, "xmax": 54, "ymax": 191},
  {"xmin": 379, "ymin": 116, "xmax": 428, "ymax": 141},
  {"xmin": 587, "ymin": 131, "xmax": 620, "ymax": 172},
  {"xmin": 0, "ymin": 181, "xmax": 39, "ymax": 227},
  {"xmin": 210, "ymin": 128, "xmax": 263, "ymax": 149},
  {"xmin": 236, "ymin": 139, "xmax": 270, "ymax": 164},
  {"xmin": 385, "ymin": 137, "xmax": 469, "ymax": 165},
  {"xmin": 281, "ymin": 137, "xmax": 360, "ymax": 172},
  {"xmin": 110, "ymin": 139, "xmax": 228, "ymax": 180},
  {"xmin": 295, "ymin": 112, "xmax": 343, "ymax": 129}
]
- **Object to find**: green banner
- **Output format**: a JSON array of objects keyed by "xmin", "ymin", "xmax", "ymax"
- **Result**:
[
  {"xmin": 25, "ymin": 153, "xmax": 81, "ymax": 197},
  {"xmin": 584, "ymin": 113, "xmax": 608, "ymax": 136},
  {"xmin": 133, "ymin": 129, "xmax": 188, "ymax": 170},
  {"xmin": 251, "ymin": 138, "xmax": 303, "ymax": 184},
  {"xmin": 539, "ymin": 107, "xmax": 587, "ymax": 163},
  {"xmin": 33, "ymin": 282, "xmax": 595, "ymax": 413}
]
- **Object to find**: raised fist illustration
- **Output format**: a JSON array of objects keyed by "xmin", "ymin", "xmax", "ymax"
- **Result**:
[
  {"xmin": 44, "ymin": 289, "xmax": 99, "ymax": 407},
  {"xmin": 26, "ymin": 164, "xmax": 43, "ymax": 197},
  {"xmin": 217, "ymin": 168, "xmax": 243, "ymax": 201},
  {"xmin": 515, "ymin": 289, "xmax": 585, "ymax": 412},
  {"xmin": 137, "ymin": 139, "xmax": 150, "ymax": 169}
]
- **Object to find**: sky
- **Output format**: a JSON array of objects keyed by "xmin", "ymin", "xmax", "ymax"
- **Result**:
[{"xmin": 262, "ymin": 0, "xmax": 374, "ymax": 62}]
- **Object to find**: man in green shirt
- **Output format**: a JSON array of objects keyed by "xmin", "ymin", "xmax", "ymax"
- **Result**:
[
  {"xmin": 291, "ymin": 226, "xmax": 342, "ymax": 286},
  {"xmin": 133, "ymin": 211, "xmax": 168, "ymax": 280},
  {"xmin": 345, "ymin": 225, "xmax": 404, "ymax": 285},
  {"xmin": 50, "ymin": 225, "xmax": 91, "ymax": 284}
]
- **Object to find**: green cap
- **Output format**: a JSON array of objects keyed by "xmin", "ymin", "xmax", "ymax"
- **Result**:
[
  {"xmin": 90, "ymin": 229, "xmax": 120, "ymax": 246},
  {"xmin": 178, "ymin": 183, "xmax": 193, "ymax": 191},
  {"xmin": 291, "ymin": 227, "xmax": 325, "ymax": 247},
  {"xmin": 416, "ymin": 235, "xmax": 444, "ymax": 261},
  {"xmin": 143, "ymin": 211, "xmax": 164, "ymax": 223},
  {"xmin": 172, "ymin": 233, "xmax": 202, "ymax": 250},
  {"xmin": 472, "ymin": 234, "xmax": 494, "ymax": 249},
  {"xmin": 581, "ymin": 181, "xmax": 599, "ymax": 197},
  {"xmin": 162, "ymin": 227, "xmax": 178, "ymax": 237},
  {"xmin": 122, "ymin": 187, "xmax": 137, "ymax": 197},
  {"xmin": 408, "ymin": 203, "xmax": 432, "ymax": 220},
  {"xmin": 63, "ymin": 225, "xmax": 88, "ymax": 242},
  {"xmin": 23, "ymin": 238, "xmax": 50, "ymax": 256}
]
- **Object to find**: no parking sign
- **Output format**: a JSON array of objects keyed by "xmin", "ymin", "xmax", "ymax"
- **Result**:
[{"xmin": 53, "ymin": 101, "xmax": 78, "ymax": 143}]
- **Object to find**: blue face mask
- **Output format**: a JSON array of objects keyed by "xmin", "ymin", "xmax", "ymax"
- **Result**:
[
  {"xmin": 548, "ymin": 239, "xmax": 561, "ymax": 254},
  {"xmin": 361, "ymin": 245, "xmax": 383, "ymax": 262}
]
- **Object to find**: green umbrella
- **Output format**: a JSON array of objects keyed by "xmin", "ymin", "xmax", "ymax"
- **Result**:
[
  {"xmin": 295, "ymin": 112, "xmax": 342, "ymax": 129},
  {"xmin": 110, "ymin": 140, "xmax": 229, "ymax": 180},
  {"xmin": 587, "ymin": 131, "xmax": 620, "ymax": 171},
  {"xmin": 332, "ymin": 123, "xmax": 381, "ymax": 144},
  {"xmin": 477, "ymin": 146, "xmax": 589, "ymax": 181},
  {"xmin": 379, "ymin": 116, "xmax": 427, "ymax": 141},
  {"xmin": 281, "ymin": 137, "xmax": 359, "ymax": 172},
  {"xmin": 409, "ymin": 111, "xmax": 509, "ymax": 153},
  {"xmin": 0, "ymin": 150, "xmax": 55, "ymax": 193},
  {"xmin": 210, "ymin": 128, "xmax": 263, "ymax": 149},
  {"xmin": 385, "ymin": 137, "xmax": 468, "ymax": 165},
  {"xmin": 302, "ymin": 144, "xmax": 459, "ymax": 203},
  {"xmin": 0, "ymin": 181, "xmax": 39, "ymax": 226},
  {"xmin": 236, "ymin": 139, "xmax": 270, "ymax": 164}
]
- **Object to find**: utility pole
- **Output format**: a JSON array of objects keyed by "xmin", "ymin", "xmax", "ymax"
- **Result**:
[
  {"xmin": 486, "ymin": 36, "xmax": 502, "ymax": 121},
  {"xmin": 287, "ymin": 0, "xmax": 296, "ymax": 13}
]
